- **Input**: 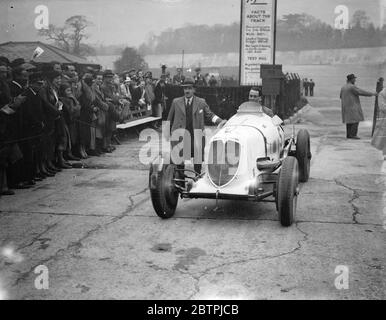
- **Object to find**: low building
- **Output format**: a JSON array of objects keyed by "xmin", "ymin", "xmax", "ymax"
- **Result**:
[{"xmin": 0, "ymin": 41, "xmax": 100, "ymax": 70}]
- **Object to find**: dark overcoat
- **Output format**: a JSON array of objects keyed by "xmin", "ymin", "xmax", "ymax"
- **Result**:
[{"xmin": 340, "ymin": 83, "xmax": 374, "ymax": 124}]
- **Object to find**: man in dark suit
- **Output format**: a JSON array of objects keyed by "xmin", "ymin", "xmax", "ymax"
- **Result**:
[
  {"xmin": 19, "ymin": 71, "xmax": 46, "ymax": 183},
  {"xmin": 101, "ymin": 70, "xmax": 121, "ymax": 153},
  {"xmin": 7, "ymin": 65, "xmax": 34, "ymax": 188},
  {"xmin": 193, "ymin": 67, "xmax": 207, "ymax": 87},
  {"xmin": 0, "ymin": 65, "xmax": 25, "ymax": 195},
  {"xmin": 309, "ymin": 79, "xmax": 315, "ymax": 96},
  {"xmin": 303, "ymin": 78, "xmax": 309, "ymax": 96},
  {"xmin": 172, "ymin": 68, "xmax": 185, "ymax": 85},
  {"xmin": 166, "ymin": 77, "xmax": 226, "ymax": 174}
]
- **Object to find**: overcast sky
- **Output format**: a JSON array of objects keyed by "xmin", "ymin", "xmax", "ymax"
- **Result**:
[{"xmin": 0, "ymin": 0, "xmax": 383, "ymax": 46}]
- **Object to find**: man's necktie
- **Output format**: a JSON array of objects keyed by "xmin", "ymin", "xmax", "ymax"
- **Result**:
[{"xmin": 185, "ymin": 98, "xmax": 194, "ymax": 156}]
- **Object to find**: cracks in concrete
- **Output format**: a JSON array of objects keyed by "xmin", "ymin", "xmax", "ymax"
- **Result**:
[
  {"xmin": 183, "ymin": 222, "xmax": 310, "ymax": 299},
  {"xmin": 0, "ymin": 210, "xmax": 116, "ymax": 218},
  {"xmin": 141, "ymin": 214, "xmax": 383, "ymax": 227},
  {"xmin": 9, "ymin": 187, "xmax": 150, "ymax": 289},
  {"xmin": 2, "ymin": 208, "xmax": 383, "ymax": 226},
  {"xmin": 296, "ymin": 219, "xmax": 383, "ymax": 227},
  {"xmin": 16, "ymin": 222, "xmax": 61, "ymax": 252},
  {"xmin": 334, "ymin": 178, "xmax": 361, "ymax": 224},
  {"xmin": 110, "ymin": 187, "xmax": 149, "ymax": 223},
  {"xmin": 312, "ymin": 132, "xmax": 330, "ymax": 161},
  {"xmin": 11, "ymin": 223, "xmax": 104, "ymax": 288}
]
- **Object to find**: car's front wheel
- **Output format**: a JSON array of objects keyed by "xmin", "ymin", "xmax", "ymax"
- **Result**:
[
  {"xmin": 277, "ymin": 156, "xmax": 299, "ymax": 227},
  {"xmin": 296, "ymin": 129, "xmax": 311, "ymax": 182},
  {"xmin": 149, "ymin": 164, "xmax": 179, "ymax": 219}
]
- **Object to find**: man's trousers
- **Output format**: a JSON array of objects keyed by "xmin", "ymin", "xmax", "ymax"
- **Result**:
[{"xmin": 346, "ymin": 123, "xmax": 359, "ymax": 138}]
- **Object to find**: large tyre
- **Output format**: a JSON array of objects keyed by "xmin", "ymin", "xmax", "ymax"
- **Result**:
[
  {"xmin": 296, "ymin": 129, "xmax": 311, "ymax": 182},
  {"xmin": 149, "ymin": 164, "xmax": 179, "ymax": 219},
  {"xmin": 277, "ymin": 156, "xmax": 299, "ymax": 227}
]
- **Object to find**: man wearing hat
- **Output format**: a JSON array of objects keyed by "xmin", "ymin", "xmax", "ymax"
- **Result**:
[
  {"xmin": 144, "ymin": 72, "xmax": 155, "ymax": 115},
  {"xmin": 7, "ymin": 64, "xmax": 39, "ymax": 188},
  {"xmin": 128, "ymin": 69, "xmax": 137, "ymax": 79},
  {"xmin": 0, "ymin": 63, "xmax": 25, "ymax": 195},
  {"xmin": 376, "ymin": 77, "xmax": 384, "ymax": 94},
  {"xmin": 166, "ymin": 77, "xmax": 226, "ymax": 174},
  {"xmin": 194, "ymin": 67, "xmax": 207, "ymax": 87},
  {"xmin": 120, "ymin": 76, "xmax": 133, "ymax": 101},
  {"xmin": 152, "ymin": 74, "xmax": 167, "ymax": 129},
  {"xmin": 309, "ymin": 79, "xmax": 315, "ymax": 96},
  {"xmin": 340, "ymin": 74, "xmax": 377, "ymax": 139},
  {"xmin": 21, "ymin": 70, "xmax": 47, "ymax": 180},
  {"xmin": 144, "ymin": 71, "xmax": 152, "ymax": 79},
  {"xmin": 161, "ymin": 65, "xmax": 167, "ymax": 75},
  {"xmin": 173, "ymin": 68, "xmax": 185, "ymax": 85},
  {"xmin": 101, "ymin": 69, "xmax": 122, "ymax": 153}
]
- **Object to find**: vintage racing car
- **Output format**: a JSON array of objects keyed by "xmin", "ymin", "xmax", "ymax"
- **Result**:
[{"xmin": 149, "ymin": 101, "xmax": 311, "ymax": 227}]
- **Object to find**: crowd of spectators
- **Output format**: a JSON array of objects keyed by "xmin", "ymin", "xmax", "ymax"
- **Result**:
[
  {"xmin": 0, "ymin": 57, "xmax": 168, "ymax": 197},
  {"xmin": 163, "ymin": 66, "xmax": 236, "ymax": 87},
  {"xmin": 0, "ymin": 57, "xmax": 242, "ymax": 197}
]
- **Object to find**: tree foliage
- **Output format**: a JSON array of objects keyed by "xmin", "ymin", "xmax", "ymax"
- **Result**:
[
  {"xmin": 114, "ymin": 47, "xmax": 148, "ymax": 73},
  {"xmin": 138, "ymin": 11, "xmax": 385, "ymax": 54},
  {"xmin": 38, "ymin": 15, "xmax": 94, "ymax": 56}
]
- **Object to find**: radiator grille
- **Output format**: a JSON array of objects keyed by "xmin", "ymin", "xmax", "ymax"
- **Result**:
[{"xmin": 208, "ymin": 140, "xmax": 240, "ymax": 187}]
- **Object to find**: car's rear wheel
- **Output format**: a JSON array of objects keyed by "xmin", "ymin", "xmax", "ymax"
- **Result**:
[
  {"xmin": 296, "ymin": 129, "xmax": 311, "ymax": 182},
  {"xmin": 149, "ymin": 164, "xmax": 179, "ymax": 219},
  {"xmin": 277, "ymin": 156, "xmax": 299, "ymax": 227}
]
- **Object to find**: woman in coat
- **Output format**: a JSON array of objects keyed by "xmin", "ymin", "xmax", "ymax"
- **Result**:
[
  {"xmin": 59, "ymin": 83, "xmax": 81, "ymax": 161},
  {"xmin": 39, "ymin": 70, "xmax": 71, "ymax": 170},
  {"xmin": 78, "ymin": 73, "xmax": 98, "ymax": 158},
  {"xmin": 371, "ymin": 88, "xmax": 386, "ymax": 159}
]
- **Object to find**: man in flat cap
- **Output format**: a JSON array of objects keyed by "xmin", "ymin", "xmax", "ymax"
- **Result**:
[
  {"xmin": 340, "ymin": 74, "xmax": 377, "ymax": 139},
  {"xmin": 166, "ymin": 77, "xmax": 226, "ymax": 175}
]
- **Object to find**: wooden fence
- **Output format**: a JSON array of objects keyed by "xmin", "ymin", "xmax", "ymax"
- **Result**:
[{"xmin": 163, "ymin": 77, "xmax": 302, "ymax": 123}]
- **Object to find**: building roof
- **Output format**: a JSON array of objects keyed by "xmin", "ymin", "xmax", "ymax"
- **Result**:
[{"xmin": 0, "ymin": 41, "xmax": 94, "ymax": 65}]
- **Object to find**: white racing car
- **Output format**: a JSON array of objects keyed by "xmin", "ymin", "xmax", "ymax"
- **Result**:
[{"xmin": 149, "ymin": 101, "xmax": 311, "ymax": 227}]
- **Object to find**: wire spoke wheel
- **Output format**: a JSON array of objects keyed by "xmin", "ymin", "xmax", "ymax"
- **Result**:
[{"xmin": 149, "ymin": 164, "xmax": 179, "ymax": 219}]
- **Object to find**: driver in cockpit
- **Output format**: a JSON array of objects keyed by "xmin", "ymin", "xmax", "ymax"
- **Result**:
[{"xmin": 248, "ymin": 87, "xmax": 274, "ymax": 117}]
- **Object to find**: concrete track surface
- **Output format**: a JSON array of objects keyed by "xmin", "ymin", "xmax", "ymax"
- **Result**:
[{"xmin": 0, "ymin": 96, "xmax": 385, "ymax": 299}]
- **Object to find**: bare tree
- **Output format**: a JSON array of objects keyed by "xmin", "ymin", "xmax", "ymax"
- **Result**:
[
  {"xmin": 38, "ymin": 24, "xmax": 71, "ymax": 52},
  {"xmin": 38, "ymin": 15, "xmax": 93, "ymax": 56},
  {"xmin": 65, "ymin": 15, "xmax": 92, "ymax": 55}
]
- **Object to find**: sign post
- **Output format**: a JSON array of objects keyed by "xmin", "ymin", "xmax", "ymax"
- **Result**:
[{"xmin": 239, "ymin": 0, "xmax": 277, "ymax": 86}]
